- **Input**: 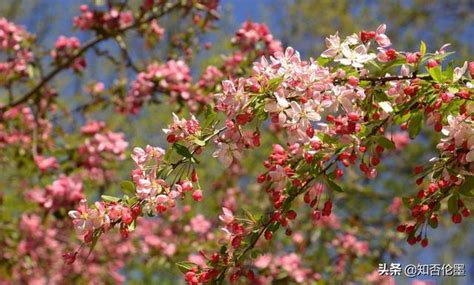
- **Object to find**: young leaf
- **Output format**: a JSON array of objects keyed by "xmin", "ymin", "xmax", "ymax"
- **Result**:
[
  {"xmin": 376, "ymin": 136, "xmax": 395, "ymax": 150},
  {"xmin": 203, "ymin": 106, "xmax": 217, "ymax": 128},
  {"xmin": 176, "ymin": 261, "xmax": 197, "ymax": 273},
  {"xmin": 326, "ymin": 178, "xmax": 344, "ymax": 192},
  {"xmin": 447, "ymin": 194, "xmax": 459, "ymax": 215},
  {"xmin": 267, "ymin": 77, "xmax": 284, "ymax": 91},
  {"xmin": 242, "ymin": 208, "xmax": 257, "ymax": 223},
  {"xmin": 408, "ymin": 112, "xmax": 424, "ymax": 139},
  {"xmin": 173, "ymin": 143, "xmax": 193, "ymax": 158},
  {"xmin": 316, "ymin": 56, "xmax": 330, "ymax": 66},
  {"xmin": 120, "ymin": 181, "xmax": 135, "ymax": 195},
  {"xmin": 101, "ymin": 195, "xmax": 120, "ymax": 202},
  {"xmin": 420, "ymin": 41, "xmax": 427, "ymax": 57},
  {"xmin": 428, "ymin": 66, "xmax": 443, "ymax": 83},
  {"xmin": 191, "ymin": 137, "xmax": 206, "ymax": 147},
  {"xmin": 459, "ymin": 176, "xmax": 474, "ymax": 197},
  {"xmin": 128, "ymin": 220, "xmax": 136, "ymax": 231}
]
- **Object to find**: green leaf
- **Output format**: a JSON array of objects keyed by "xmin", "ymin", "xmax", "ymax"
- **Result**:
[
  {"xmin": 101, "ymin": 195, "xmax": 120, "ymax": 202},
  {"xmin": 87, "ymin": 232, "xmax": 101, "ymax": 259},
  {"xmin": 173, "ymin": 143, "xmax": 193, "ymax": 158},
  {"xmin": 459, "ymin": 176, "xmax": 474, "ymax": 197},
  {"xmin": 420, "ymin": 41, "xmax": 427, "ymax": 57},
  {"xmin": 447, "ymin": 194, "xmax": 459, "ymax": 214},
  {"xmin": 378, "ymin": 58, "xmax": 406, "ymax": 75},
  {"xmin": 428, "ymin": 51, "xmax": 455, "ymax": 62},
  {"xmin": 219, "ymin": 245, "xmax": 227, "ymax": 255},
  {"xmin": 242, "ymin": 208, "xmax": 257, "ymax": 223},
  {"xmin": 444, "ymin": 63, "xmax": 454, "ymax": 82},
  {"xmin": 427, "ymin": 66, "xmax": 443, "ymax": 83},
  {"xmin": 26, "ymin": 65, "xmax": 38, "ymax": 79},
  {"xmin": 176, "ymin": 261, "xmax": 197, "ymax": 273},
  {"xmin": 128, "ymin": 220, "xmax": 136, "ymax": 231},
  {"xmin": 267, "ymin": 77, "xmax": 284, "ymax": 91},
  {"xmin": 376, "ymin": 136, "xmax": 395, "ymax": 150},
  {"xmin": 316, "ymin": 57, "xmax": 330, "ymax": 66},
  {"xmin": 120, "ymin": 181, "xmax": 135, "ymax": 195},
  {"xmin": 191, "ymin": 137, "xmax": 206, "ymax": 146},
  {"xmin": 408, "ymin": 112, "xmax": 424, "ymax": 139},
  {"xmin": 251, "ymin": 249, "xmax": 263, "ymax": 259},
  {"xmin": 203, "ymin": 106, "xmax": 217, "ymax": 128},
  {"xmin": 326, "ymin": 178, "xmax": 344, "ymax": 192},
  {"xmin": 448, "ymin": 87, "xmax": 459, "ymax": 94}
]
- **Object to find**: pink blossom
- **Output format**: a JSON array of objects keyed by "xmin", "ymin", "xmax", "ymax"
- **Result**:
[
  {"xmin": 51, "ymin": 36, "xmax": 85, "ymax": 72},
  {"xmin": 122, "ymin": 60, "xmax": 192, "ymax": 114},
  {"xmin": 453, "ymin": 61, "xmax": 468, "ymax": 81},
  {"xmin": 68, "ymin": 199, "xmax": 108, "ymax": 235},
  {"xmin": 219, "ymin": 207, "xmax": 234, "ymax": 225},
  {"xmin": 212, "ymin": 142, "xmax": 241, "ymax": 167},
  {"xmin": 389, "ymin": 197, "xmax": 402, "ymax": 214},
  {"xmin": 80, "ymin": 120, "xmax": 105, "ymax": 135},
  {"xmin": 190, "ymin": 214, "xmax": 211, "ymax": 234},
  {"xmin": 0, "ymin": 18, "xmax": 33, "ymax": 82},
  {"xmin": 163, "ymin": 113, "xmax": 201, "ymax": 143},
  {"xmin": 28, "ymin": 175, "xmax": 84, "ymax": 211},
  {"xmin": 389, "ymin": 132, "xmax": 410, "ymax": 150},
  {"xmin": 34, "ymin": 155, "xmax": 58, "ymax": 172},
  {"xmin": 232, "ymin": 21, "xmax": 282, "ymax": 55},
  {"xmin": 375, "ymin": 24, "xmax": 391, "ymax": 47}
]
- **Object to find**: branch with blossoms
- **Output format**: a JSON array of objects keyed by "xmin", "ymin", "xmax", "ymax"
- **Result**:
[
  {"xmin": 66, "ymin": 23, "xmax": 473, "ymax": 284},
  {"xmin": 0, "ymin": 0, "xmax": 219, "ymax": 112}
]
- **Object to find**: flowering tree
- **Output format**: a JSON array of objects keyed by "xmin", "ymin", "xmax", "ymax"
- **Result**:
[{"xmin": 0, "ymin": 1, "xmax": 473, "ymax": 284}]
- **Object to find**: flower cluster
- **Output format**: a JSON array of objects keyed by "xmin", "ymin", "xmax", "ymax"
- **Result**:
[
  {"xmin": 252, "ymin": 253, "xmax": 318, "ymax": 284},
  {"xmin": 73, "ymin": 5, "xmax": 133, "ymax": 32},
  {"xmin": 439, "ymin": 114, "xmax": 474, "ymax": 164},
  {"xmin": 34, "ymin": 155, "xmax": 59, "ymax": 172},
  {"xmin": 78, "ymin": 121, "xmax": 129, "ymax": 181},
  {"xmin": 221, "ymin": 21, "xmax": 282, "ymax": 75},
  {"xmin": 143, "ymin": 19, "xmax": 165, "ymax": 48},
  {"xmin": 163, "ymin": 113, "xmax": 201, "ymax": 143},
  {"xmin": 4, "ymin": 213, "xmax": 133, "ymax": 284},
  {"xmin": 53, "ymin": 20, "xmax": 473, "ymax": 284},
  {"xmin": 322, "ymin": 24, "xmax": 390, "ymax": 67},
  {"xmin": 0, "ymin": 105, "xmax": 53, "ymax": 150},
  {"xmin": 51, "ymin": 36, "xmax": 85, "ymax": 72},
  {"xmin": 232, "ymin": 21, "xmax": 282, "ymax": 56},
  {"xmin": 121, "ymin": 60, "xmax": 192, "ymax": 114},
  {"xmin": 396, "ymin": 112, "xmax": 474, "ymax": 247},
  {"xmin": 27, "ymin": 175, "xmax": 84, "ymax": 211},
  {"xmin": 69, "ymin": 199, "xmax": 135, "ymax": 242},
  {"xmin": 0, "ymin": 18, "xmax": 33, "ymax": 85}
]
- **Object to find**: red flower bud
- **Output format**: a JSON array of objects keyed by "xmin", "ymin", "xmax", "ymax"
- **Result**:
[
  {"xmin": 396, "ymin": 224, "xmax": 406, "ymax": 232},
  {"xmin": 462, "ymin": 208, "xmax": 471, "ymax": 217},
  {"xmin": 192, "ymin": 189, "xmax": 203, "ymax": 202},
  {"xmin": 286, "ymin": 210, "xmax": 297, "ymax": 220},
  {"xmin": 375, "ymin": 145, "xmax": 385, "ymax": 153},
  {"xmin": 264, "ymin": 230, "xmax": 273, "ymax": 240},
  {"xmin": 306, "ymin": 125, "xmax": 315, "ymax": 138},
  {"xmin": 421, "ymin": 238, "xmax": 429, "ymax": 248},
  {"xmin": 120, "ymin": 228, "xmax": 129, "ymax": 239},
  {"xmin": 426, "ymin": 59, "xmax": 438, "ymax": 69},
  {"xmin": 452, "ymin": 214, "xmax": 462, "ymax": 224}
]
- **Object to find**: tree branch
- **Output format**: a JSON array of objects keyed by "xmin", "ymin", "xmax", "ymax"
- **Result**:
[{"xmin": 0, "ymin": 3, "xmax": 180, "ymax": 112}]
